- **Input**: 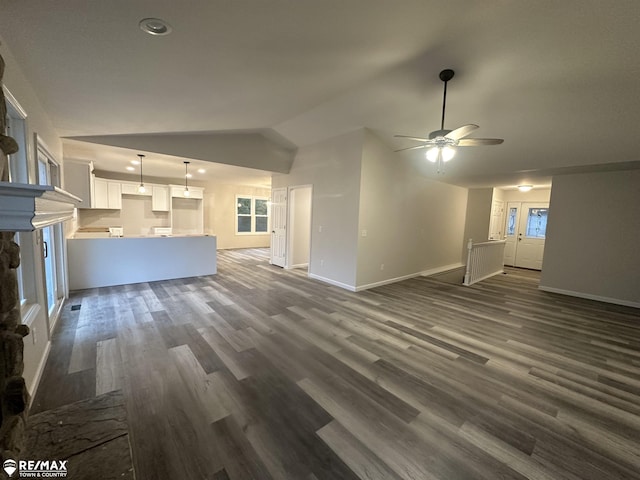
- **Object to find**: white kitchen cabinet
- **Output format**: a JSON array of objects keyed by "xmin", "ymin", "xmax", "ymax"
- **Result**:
[
  {"xmin": 121, "ymin": 182, "xmax": 151, "ymax": 196},
  {"xmin": 93, "ymin": 178, "xmax": 122, "ymax": 209},
  {"xmin": 152, "ymin": 185, "xmax": 170, "ymax": 211},
  {"xmin": 170, "ymin": 185, "xmax": 203, "ymax": 199}
]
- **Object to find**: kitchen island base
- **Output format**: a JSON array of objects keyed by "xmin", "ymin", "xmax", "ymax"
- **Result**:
[{"xmin": 67, "ymin": 236, "xmax": 217, "ymax": 290}]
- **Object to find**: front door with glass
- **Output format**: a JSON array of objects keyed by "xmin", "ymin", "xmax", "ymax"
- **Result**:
[{"xmin": 504, "ymin": 202, "xmax": 549, "ymax": 270}]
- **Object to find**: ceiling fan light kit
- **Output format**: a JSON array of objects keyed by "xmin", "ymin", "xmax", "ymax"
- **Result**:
[{"xmin": 395, "ymin": 69, "xmax": 504, "ymax": 173}]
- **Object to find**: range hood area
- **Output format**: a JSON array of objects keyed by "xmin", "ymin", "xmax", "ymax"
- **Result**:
[{"xmin": 0, "ymin": 181, "xmax": 81, "ymax": 231}]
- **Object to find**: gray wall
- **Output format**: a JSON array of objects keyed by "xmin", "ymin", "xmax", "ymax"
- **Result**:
[
  {"xmin": 272, "ymin": 129, "xmax": 363, "ymax": 288},
  {"xmin": 540, "ymin": 170, "xmax": 640, "ymax": 306},
  {"xmin": 356, "ymin": 130, "xmax": 468, "ymax": 288},
  {"xmin": 461, "ymin": 188, "xmax": 494, "ymax": 258}
]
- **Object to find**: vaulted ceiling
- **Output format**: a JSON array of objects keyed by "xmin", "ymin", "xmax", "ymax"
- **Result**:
[{"xmin": 2, "ymin": 0, "xmax": 639, "ymax": 188}]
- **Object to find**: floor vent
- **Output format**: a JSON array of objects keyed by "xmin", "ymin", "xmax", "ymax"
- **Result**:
[{"xmin": 71, "ymin": 305, "xmax": 81, "ymax": 311}]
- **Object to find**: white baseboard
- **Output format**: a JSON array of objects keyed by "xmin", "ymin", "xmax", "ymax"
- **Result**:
[
  {"xmin": 421, "ymin": 262, "xmax": 465, "ymax": 277},
  {"xmin": 355, "ymin": 271, "xmax": 424, "ymax": 292},
  {"xmin": 28, "ymin": 340, "xmax": 51, "ymax": 404},
  {"xmin": 308, "ymin": 273, "xmax": 356, "ymax": 292},
  {"xmin": 538, "ymin": 285, "xmax": 640, "ymax": 309},
  {"xmin": 309, "ymin": 263, "xmax": 467, "ymax": 293},
  {"xmin": 285, "ymin": 263, "xmax": 309, "ymax": 270}
]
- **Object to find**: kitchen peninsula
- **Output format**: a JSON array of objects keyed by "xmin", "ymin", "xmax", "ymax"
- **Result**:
[{"xmin": 67, "ymin": 234, "xmax": 217, "ymax": 290}]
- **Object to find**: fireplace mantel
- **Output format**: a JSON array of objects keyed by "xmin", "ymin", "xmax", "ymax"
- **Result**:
[{"xmin": 0, "ymin": 181, "xmax": 81, "ymax": 231}]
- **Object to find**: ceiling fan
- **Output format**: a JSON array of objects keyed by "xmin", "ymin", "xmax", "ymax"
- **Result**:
[{"xmin": 394, "ymin": 69, "xmax": 503, "ymax": 172}]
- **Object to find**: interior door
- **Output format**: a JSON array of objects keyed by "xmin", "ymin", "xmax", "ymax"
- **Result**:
[
  {"xmin": 270, "ymin": 187, "xmax": 287, "ymax": 267},
  {"xmin": 504, "ymin": 202, "xmax": 549, "ymax": 269},
  {"xmin": 488, "ymin": 199, "xmax": 504, "ymax": 240}
]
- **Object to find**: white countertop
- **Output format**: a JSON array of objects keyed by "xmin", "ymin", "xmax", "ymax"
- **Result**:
[{"xmin": 71, "ymin": 233, "xmax": 215, "ymax": 239}]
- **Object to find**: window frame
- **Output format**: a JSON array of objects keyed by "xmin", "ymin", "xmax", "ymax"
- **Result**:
[
  {"xmin": 235, "ymin": 195, "xmax": 270, "ymax": 235},
  {"xmin": 4, "ymin": 86, "xmax": 40, "ymax": 323}
]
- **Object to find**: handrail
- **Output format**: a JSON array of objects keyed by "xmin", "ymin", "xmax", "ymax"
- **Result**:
[{"xmin": 463, "ymin": 238, "xmax": 506, "ymax": 286}]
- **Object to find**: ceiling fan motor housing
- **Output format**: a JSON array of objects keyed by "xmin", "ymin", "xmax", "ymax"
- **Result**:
[{"xmin": 429, "ymin": 129, "xmax": 452, "ymax": 139}]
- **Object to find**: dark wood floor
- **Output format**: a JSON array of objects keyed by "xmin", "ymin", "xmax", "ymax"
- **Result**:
[{"xmin": 31, "ymin": 248, "xmax": 640, "ymax": 479}]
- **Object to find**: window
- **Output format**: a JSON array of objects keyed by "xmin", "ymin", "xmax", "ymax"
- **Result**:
[
  {"xmin": 236, "ymin": 196, "xmax": 269, "ymax": 234},
  {"xmin": 525, "ymin": 208, "xmax": 549, "ymax": 238},
  {"xmin": 5, "ymin": 87, "xmax": 38, "ymax": 314}
]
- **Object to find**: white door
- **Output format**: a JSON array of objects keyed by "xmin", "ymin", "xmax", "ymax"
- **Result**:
[
  {"xmin": 488, "ymin": 199, "xmax": 504, "ymax": 240},
  {"xmin": 270, "ymin": 188, "xmax": 287, "ymax": 267},
  {"xmin": 504, "ymin": 202, "xmax": 549, "ymax": 269}
]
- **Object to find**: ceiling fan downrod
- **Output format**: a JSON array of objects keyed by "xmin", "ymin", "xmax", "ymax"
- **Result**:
[{"xmin": 439, "ymin": 69, "xmax": 455, "ymax": 131}]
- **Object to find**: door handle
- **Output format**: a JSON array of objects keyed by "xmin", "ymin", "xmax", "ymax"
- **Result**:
[{"xmin": 43, "ymin": 240, "xmax": 48, "ymax": 258}]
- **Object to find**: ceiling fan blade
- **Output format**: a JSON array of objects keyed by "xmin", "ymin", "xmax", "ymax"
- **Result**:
[
  {"xmin": 457, "ymin": 138, "xmax": 504, "ymax": 146},
  {"xmin": 445, "ymin": 124, "xmax": 479, "ymax": 140},
  {"xmin": 394, "ymin": 144, "xmax": 429, "ymax": 152},
  {"xmin": 394, "ymin": 135, "xmax": 430, "ymax": 142}
]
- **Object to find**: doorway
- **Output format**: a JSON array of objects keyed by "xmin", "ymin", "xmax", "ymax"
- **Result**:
[
  {"xmin": 270, "ymin": 187, "xmax": 287, "ymax": 267},
  {"xmin": 503, "ymin": 202, "xmax": 549, "ymax": 270},
  {"xmin": 287, "ymin": 186, "xmax": 312, "ymax": 270},
  {"xmin": 36, "ymin": 138, "xmax": 66, "ymax": 330}
]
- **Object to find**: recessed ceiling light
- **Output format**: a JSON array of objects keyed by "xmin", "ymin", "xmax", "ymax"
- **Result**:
[
  {"xmin": 518, "ymin": 185, "xmax": 533, "ymax": 192},
  {"xmin": 131, "ymin": 160, "xmax": 140, "ymax": 165},
  {"xmin": 185, "ymin": 173, "xmax": 193, "ymax": 178},
  {"xmin": 139, "ymin": 18, "xmax": 173, "ymax": 36},
  {"xmin": 126, "ymin": 166, "xmax": 135, "ymax": 171},
  {"xmin": 197, "ymin": 168, "xmax": 206, "ymax": 174}
]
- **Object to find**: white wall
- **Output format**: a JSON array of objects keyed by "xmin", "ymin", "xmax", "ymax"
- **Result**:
[
  {"xmin": 201, "ymin": 183, "xmax": 271, "ymax": 249},
  {"xmin": 272, "ymin": 129, "xmax": 363, "ymax": 289},
  {"xmin": 1, "ymin": 38, "xmax": 62, "ymax": 394},
  {"xmin": 289, "ymin": 186, "xmax": 312, "ymax": 268},
  {"xmin": 540, "ymin": 170, "xmax": 640, "ymax": 307},
  {"xmin": 356, "ymin": 130, "xmax": 468, "ymax": 288}
]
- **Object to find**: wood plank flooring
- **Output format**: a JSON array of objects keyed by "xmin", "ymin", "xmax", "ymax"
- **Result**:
[{"xmin": 31, "ymin": 249, "xmax": 640, "ymax": 479}]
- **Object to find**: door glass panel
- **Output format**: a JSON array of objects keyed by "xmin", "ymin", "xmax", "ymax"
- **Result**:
[
  {"xmin": 525, "ymin": 208, "xmax": 549, "ymax": 238},
  {"xmin": 506, "ymin": 207, "xmax": 518, "ymax": 236}
]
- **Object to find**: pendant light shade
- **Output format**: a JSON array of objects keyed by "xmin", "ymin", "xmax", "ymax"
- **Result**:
[
  {"xmin": 183, "ymin": 161, "xmax": 190, "ymax": 197},
  {"xmin": 137, "ymin": 154, "xmax": 146, "ymax": 193}
]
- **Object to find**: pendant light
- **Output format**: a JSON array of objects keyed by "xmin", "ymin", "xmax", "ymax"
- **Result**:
[
  {"xmin": 183, "ymin": 161, "xmax": 190, "ymax": 197},
  {"xmin": 137, "ymin": 154, "xmax": 146, "ymax": 193}
]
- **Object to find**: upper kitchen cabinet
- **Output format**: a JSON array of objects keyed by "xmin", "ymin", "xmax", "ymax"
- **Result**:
[
  {"xmin": 93, "ymin": 178, "xmax": 122, "ymax": 209},
  {"xmin": 170, "ymin": 185, "xmax": 204, "ymax": 199},
  {"xmin": 121, "ymin": 182, "xmax": 151, "ymax": 196},
  {"xmin": 152, "ymin": 185, "xmax": 170, "ymax": 211},
  {"xmin": 63, "ymin": 161, "xmax": 121, "ymax": 209}
]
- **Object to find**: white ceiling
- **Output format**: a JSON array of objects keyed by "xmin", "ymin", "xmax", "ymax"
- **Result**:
[{"xmin": 2, "ymin": 0, "xmax": 640, "ymax": 188}]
